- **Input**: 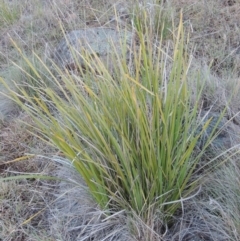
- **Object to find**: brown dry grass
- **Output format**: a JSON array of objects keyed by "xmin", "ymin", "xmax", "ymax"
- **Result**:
[
  {"xmin": 0, "ymin": 112, "xmax": 59, "ymax": 240},
  {"xmin": 0, "ymin": 158, "xmax": 57, "ymax": 241},
  {"xmin": 173, "ymin": 0, "xmax": 240, "ymax": 76}
]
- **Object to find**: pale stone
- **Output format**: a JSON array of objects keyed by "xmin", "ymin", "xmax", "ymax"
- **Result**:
[{"xmin": 53, "ymin": 27, "xmax": 134, "ymax": 71}]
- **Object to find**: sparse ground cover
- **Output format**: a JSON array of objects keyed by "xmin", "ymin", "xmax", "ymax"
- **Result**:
[{"xmin": 0, "ymin": 0, "xmax": 240, "ymax": 240}]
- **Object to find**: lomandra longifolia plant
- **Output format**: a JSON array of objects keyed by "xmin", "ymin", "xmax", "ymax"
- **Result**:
[{"xmin": 1, "ymin": 15, "xmax": 215, "ymax": 224}]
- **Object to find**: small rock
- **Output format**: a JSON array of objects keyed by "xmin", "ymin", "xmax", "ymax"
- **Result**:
[{"xmin": 53, "ymin": 27, "xmax": 134, "ymax": 71}]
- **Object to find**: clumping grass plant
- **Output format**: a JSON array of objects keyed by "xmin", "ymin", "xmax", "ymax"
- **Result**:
[{"xmin": 1, "ymin": 15, "xmax": 219, "ymax": 228}]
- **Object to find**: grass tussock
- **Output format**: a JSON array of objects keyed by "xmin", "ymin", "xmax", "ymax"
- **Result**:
[
  {"xmin": 0, "ymin": 1, "xmax": 240, "ymax": 240},
  {"xmin": 1, "ymin": 10, "xmax": 227, "ymax": 229}
]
